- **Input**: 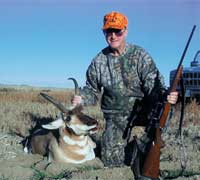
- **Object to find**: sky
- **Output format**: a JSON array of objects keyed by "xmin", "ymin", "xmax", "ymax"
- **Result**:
[{"xmin": 0, "ymin": 0, "xmax": 200, "ymax": 88}]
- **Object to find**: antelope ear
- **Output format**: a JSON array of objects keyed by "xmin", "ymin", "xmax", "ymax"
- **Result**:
[{"xmin": 42, "ymin": 118, "xmax": 65, "ymax": 130}]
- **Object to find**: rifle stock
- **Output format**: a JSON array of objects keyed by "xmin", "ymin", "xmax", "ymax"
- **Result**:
[
  {"xmin": 142, "ymin": 128, "xmax": 161, "ymax": 178},
  {"xmin": 142, "ymin": 25, "xmax": 196, "ymax": 179}
]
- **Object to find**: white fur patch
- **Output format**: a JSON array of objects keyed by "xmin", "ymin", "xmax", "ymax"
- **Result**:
[
  {"xmin": 23, "ymin": 147, "xmax": 28, "ymax": 153},
  {"xmin": 59, "ymin": 145, "xmax": 95, "ymax": 163},
  {"xmin": 62, "ymin": 135, "xmax": 95, "ymax": 162},
  {"xmin": 63, "ymin": 135, "xmax": 87, "ymax": 146},
  {"xmin": 74, "ymin": 145, "xmax": 90, "ymax": 155},
  {"xmin": 85, "ymin": 147, "xmax": 95, "ymax": 161},
  {"xmin": 61, "ymin": 153, "xmax": 95, "ymax": 164},
  {"xmin": 48, "ymin": 146, "xmax": 94, "ymax": 164}
]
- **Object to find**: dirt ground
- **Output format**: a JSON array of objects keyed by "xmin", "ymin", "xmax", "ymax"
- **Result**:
[{"xmin": 0, "ymin": 123, "xmax": 199, "ymax": 180}]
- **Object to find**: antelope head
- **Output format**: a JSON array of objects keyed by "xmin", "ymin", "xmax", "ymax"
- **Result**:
[
  {"xmin": 40, "ymin": 93, "xmax": 98, "ymax": 135},
  {"xmin": 40, "ymin": 78, "xmax": 98, "ymax": 135}
]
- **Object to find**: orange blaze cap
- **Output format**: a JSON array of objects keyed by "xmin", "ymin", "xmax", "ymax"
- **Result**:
[{"xmin": 102, "ymin": 11, "xmax": 128, "ymax": 30}]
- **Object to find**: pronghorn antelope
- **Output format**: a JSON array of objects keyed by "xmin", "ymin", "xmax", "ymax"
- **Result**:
[{"xmin": 23, "ymin": 78, "xmax": 98, "ymax": 164}]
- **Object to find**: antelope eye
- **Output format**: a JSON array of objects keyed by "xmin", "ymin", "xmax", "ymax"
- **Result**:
[{"xmin": 64, "ymin": 116, "xmax": 71, "ymax": 122}]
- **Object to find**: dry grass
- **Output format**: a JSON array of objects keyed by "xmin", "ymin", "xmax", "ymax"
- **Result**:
[
  {"xmin": 0, "ymin": 86, "xmax": 199, "ymax": 136},
  {"xmin": 170, "ymin": 98, "xmax": 200, "ymax": 128},
  {"xmin": 0, "ymin": 88, "xmax": 73, "ymax": 104},
  {"xmin": 0, "ymin": 87, "xmax": 103, "ymax": 135}
]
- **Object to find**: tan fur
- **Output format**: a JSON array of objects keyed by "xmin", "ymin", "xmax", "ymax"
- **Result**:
[
  {"xmin": 25, "ymin": 102, "xmax": 98, "ymax": 164},
  {"xmin": 28, "ymin": 120, "xmax": 96, "ymax": 163},
  {"xmin": 31, "ymin": 132, "xmax": 54, "ymax": 155}
]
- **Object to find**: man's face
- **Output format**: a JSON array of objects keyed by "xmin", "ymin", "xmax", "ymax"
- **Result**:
[{"xmin": 104, "ymin": 28, "xmax": 128, "ymax": 50}]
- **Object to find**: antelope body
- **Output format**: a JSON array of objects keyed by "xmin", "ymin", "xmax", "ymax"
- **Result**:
[{"xmin": 24, "ymin": 78, "xmax": 98, "ymax": 164}]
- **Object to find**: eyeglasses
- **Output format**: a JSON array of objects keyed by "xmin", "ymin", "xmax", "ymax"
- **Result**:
[{"xmin": 103, "ymin": 28, "xmax": 126, "ymax": 37}]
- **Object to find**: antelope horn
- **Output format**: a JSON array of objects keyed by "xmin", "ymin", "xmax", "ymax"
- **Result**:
[
  {"xmin": 40, "ymin": 92, "xmax": 68, "ymax": 113},
  {"xmin": 68, "ymin": 77, "xmax": 80, "ymax": 95}
]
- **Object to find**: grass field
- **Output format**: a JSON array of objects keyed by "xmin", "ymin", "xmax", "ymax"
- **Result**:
[
  {"xmin": 0, "ymin": 87, "xmax": 103, "ymax": 135},
  {"xmin": 0, "ymin": 86, "xmax": 199, "ymax": 180}
]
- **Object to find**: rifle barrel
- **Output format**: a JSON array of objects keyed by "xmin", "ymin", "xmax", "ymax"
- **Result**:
[{"xmin": 170, "ymin": 25, "xmax": 196, "ymax": 92}]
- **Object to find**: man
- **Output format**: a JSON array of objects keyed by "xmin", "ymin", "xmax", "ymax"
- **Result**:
[{"xmin": 72, "ymin": 11, "xmax": 178, "ymax": 171}]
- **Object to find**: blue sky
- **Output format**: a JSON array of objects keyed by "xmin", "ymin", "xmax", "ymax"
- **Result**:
[{"xmin": 0, "ymin": 0, "xmax": 199, "ymax": 88}]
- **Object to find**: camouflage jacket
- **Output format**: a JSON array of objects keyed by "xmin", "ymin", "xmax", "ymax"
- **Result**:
[{"xmin": 80, "ymin": 43, "xmax": 166, "ymax": 115}]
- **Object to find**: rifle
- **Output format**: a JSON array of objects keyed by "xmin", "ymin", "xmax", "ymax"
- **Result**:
[{"xmin": 141, "ymin": 25, "xmax": 196, "ymax": 179}]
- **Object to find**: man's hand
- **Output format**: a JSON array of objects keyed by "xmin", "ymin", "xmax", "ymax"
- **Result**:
[
  {"xmin": 71, "ymin": 95, "xmax": 83, "ymax": 107},
  {"xmin": 167, "ymin": 91, "xmax": 178, "ymax": 104}
]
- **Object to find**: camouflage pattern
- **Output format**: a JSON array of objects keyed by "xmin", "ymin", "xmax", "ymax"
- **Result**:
[
  {"xmin": 101, "ymin": 115, "xmax": 127, "ymax": 167},
  {"xmin": 80, "ymin": 43, "xmax": 166, "ymax": 167},
  {"xmin": 101, "ymin": 114, "xmax": 153, "ymax": 167},
  {"xmin": 81, "ymin": 43, "xmax": 165, "ymax": 113},
  {"xmin": 100, "ymin": 113, "xmax": 137, "ymax": 167}
]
